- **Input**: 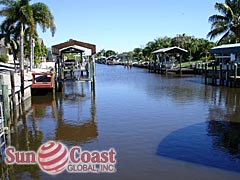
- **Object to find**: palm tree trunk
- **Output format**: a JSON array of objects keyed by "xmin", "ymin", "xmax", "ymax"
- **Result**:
[
  {"xmin": 20, "ymin": 23, "xmax": 25, "ymax": 100},
  {"xmin": 29, "ymin": 36, "xmax": 33, "ymax": 71}
]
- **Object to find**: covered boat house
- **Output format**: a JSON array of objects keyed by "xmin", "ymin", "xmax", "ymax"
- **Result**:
[
  {"xmin": 150, "ymin": 46, "xmax": 188, "ymax": 76},
  {"xmin": 205, "ymin": 43, "xmax": 240, "ymax": 87},
  {"xmin": 52, "ymin": 39, "xmax": 96, "ymax": 91}
]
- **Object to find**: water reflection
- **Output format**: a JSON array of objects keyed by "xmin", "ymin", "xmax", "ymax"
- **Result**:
[
  {"xmin": 9, "ymin": 102, "xmax": 42, "ymax": 179},
  {"xmin": 208, "ymin": 121, "xmax": 240, "ymax": 156},
  {"xmin": 2, "ymin": 65, "xmax": 240, "ymax": 180},
  {"xmin": 55, "ymin": 82, "xmax": 97, "ymax": 144},
  {"xmin": 207, "ymin": 88, "xmax": 240, "ymax": 123},
  {"xmin": 0, "ymin": 81, "xmax": 97, "ymax": 179}
]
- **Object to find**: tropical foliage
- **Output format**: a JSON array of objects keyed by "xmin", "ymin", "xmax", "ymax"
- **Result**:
[
  {"xmin": 130, "ymin": 34, "xmax": 215, "ymax": 62},
  {"xmin": 207, "ymin": 0, "xmax": 240, "ymax": 44},
  {"xmin": 96, "ymin": 34, "xmax": 215, "ymax": 62},
  {"xmin": 0, "ymin": 54, "xmax": 8, "ymax": 63},
  {"xmin": 0, "ymin": 0, "xmax": 55, "ymax": 67},
  {"xmin": 96, "ymin": 49, "xmax": 117, "ymax": 58}
]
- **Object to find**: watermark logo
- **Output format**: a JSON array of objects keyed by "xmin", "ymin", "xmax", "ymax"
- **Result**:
[
  {"xmin": 38, "ymin": 141, "xmax": 69, "ymax": 174},
  {"xmin": 4, "ymin": 141, "xmax": 117, "ymax": 175}
]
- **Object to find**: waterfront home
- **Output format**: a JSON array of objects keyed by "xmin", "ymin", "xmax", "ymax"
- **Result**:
[{"xmin": 210, "ymin": 43, "xmax": 240, "ymax": 69}]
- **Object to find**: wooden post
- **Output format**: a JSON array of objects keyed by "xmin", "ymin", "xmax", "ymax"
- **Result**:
[
  {"xmin": 230, "ymin": 63, "xmax": 233, "ymax": 87},
  {"xmin": 212, "ymin": 62, "xmax": 214, "ymax": 85},
  {"xmin": 234, "ymin": 63, "xmax": 237, "ymax": 79},
  {"xmin": 2, "ymin": 84, "xmax": 10, "ymax": 125},
  {"xmin": 157, "ymin": 63, "xmax": 160, "ymax": 74},
  {"xmin": 234, "ymin": 63, "xmax": 238, "ymax": 87},
  {"xmin": 214, "ymin": 62, "xmax": 217, "ymax": 85},
  {"xmin": 226, "ymin": 63, "xmax": 229, "ymax": 86},
  {"xmin": 219, "ymin": 63, "xmax": 223, "ymax": 85},
  {"xmin": 204, "ymin": 63, "xmax": 207, "ymax": 84},
  {"xmin": 20, "ymin": 23, "xmax": 25, "ymax": 103},
  {"xmin": 154, "ymin": 60, "xmax": 156, "ymax": 73},
  {"xmin": 179, "ymin": 55, "xmax": 182, "ymax": 77},
  {"xmin": 10, "ymin": 72, "xmax": 17, "ymax": 111}
]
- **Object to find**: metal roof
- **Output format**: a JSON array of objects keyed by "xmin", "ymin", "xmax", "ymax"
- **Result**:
[
  {"xmin": 152, "ymin": 46, "xmax": 188, "ymax": 54},
  {"xmin": 52, "ymin": 39, "xmax": 96, "ymax": 55},
  {"xmin": 60, "ymin": 46, "xmax": 85, "ymax": 54},
  {"xmin": 210, "ymin": 43, "xmax": 240, "ymax": 54}
]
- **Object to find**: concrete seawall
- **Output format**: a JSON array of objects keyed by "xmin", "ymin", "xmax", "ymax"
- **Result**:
[{"xmin": 0, "ymin": 71, "xmax": 31, "ymax": 105}]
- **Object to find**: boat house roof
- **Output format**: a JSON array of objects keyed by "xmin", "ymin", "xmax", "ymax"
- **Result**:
[
  {"xmin": 52, "ymin": 39, "xmax": 96, "ymax": 55},
  {"xmin": 152, "ymin": 46, "xmax": 188, "ymax": 54},
  {"xmin": 210, "ymin": 43, "xmax": 240, "ymax": 54},
  {"xmin": 60, "ymin": 46, "xmax": 85, "ymax": 54}
]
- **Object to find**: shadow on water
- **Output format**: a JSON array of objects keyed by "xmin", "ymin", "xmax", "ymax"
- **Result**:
[
  {"xmin": 157, "ymin": 86, "xmax": 240, "ymax": 173},
  {"xmin": 157, "ymin": 121, "xmax": 240, "ymax": 172}
]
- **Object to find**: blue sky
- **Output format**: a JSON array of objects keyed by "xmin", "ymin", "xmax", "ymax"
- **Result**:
[{"xmin": 32, "ymin": 0, "xmax": 225, "ymax": 53}]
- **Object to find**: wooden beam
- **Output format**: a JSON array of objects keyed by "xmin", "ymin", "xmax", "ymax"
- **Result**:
[{"xmin": 52, "ymin": 39, "xmax": 96, "ymax": 55}]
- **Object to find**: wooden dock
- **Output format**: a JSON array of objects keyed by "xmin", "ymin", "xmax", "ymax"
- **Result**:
[
  {"xmin": 204, "ymin": 62, "xmax": 240, "ymax": 87},
  {"xmin": 148, "ymin": 62, "xmax": 194, "ymax": 75},
  {"xmin": 52, "ymin": 39, "xmax": 96, "ymax": 92}
]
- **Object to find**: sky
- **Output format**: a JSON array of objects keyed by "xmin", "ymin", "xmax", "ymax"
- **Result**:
[{"xmin": 31, "ymin": 0, "xmax": 225, "ymax": 53}]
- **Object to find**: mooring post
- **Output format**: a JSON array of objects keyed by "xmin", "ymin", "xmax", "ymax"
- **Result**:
[
  {"xmin": 2, "ymin": 84, "xmax": 10, "ymax": 126},
  {"xmin": 234, "ymin": 63, "xmax": 238, "ymax": 87},
  {"xmin": 214, "ymin": 62, "xmax": 218, "ymax": 85},
  {"xmin": 226, "ymin": 63, "xmax": 229, "ymax": 86},
  {"xmin": 204, "ymin": 63, "xmax": 207, "ymax": 84},
  {"xmin": 219, "ymin": 63, "xmax": 223, "ymax": 85},
  {"xmin": 212, "ymin": 61, "xmax": 214, "ymax": 85},
  {"xmin": 10, "ymin": 71, "xmax": 17, "ymax": 111},
  {"xmin": 179, "ymin": 55, "xmax": 182, "ymax": 77},
  {"xmin": 234, "ymin": 63, "xmax": 237, "ymax": 79},
  {"xmin": 154, "ymin": 60, "xmax": 156, "ymax": 73}
]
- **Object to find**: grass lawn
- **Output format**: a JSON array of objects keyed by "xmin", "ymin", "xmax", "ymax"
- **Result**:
[{"xmin": 179, "ymin": 60, "xmax": 203, "ymax": 68}]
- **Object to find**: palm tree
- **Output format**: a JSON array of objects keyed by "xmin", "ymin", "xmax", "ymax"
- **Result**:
[
  {"xmin": 207, "ymin": 0, "xmax": 240, "ymax": 44},
  {"xmin": 30, "ymin": 2, "xmax": 55, "ymax": 70},
  {"xmin": 0, "ymin": 20, "xmax": 20, "ymax": 72},
  {"xmin": 0, "ymin": 0, "xmax": 55, "ymax": 99},
  {"xmin": 0, "ymin": 0, "xmax": 35, "ymax": 98}
]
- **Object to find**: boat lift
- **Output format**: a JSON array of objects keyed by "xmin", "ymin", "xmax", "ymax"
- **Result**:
[{"xmin": 52, "ymin": 39, "xmax": 96, "ymax": 92}]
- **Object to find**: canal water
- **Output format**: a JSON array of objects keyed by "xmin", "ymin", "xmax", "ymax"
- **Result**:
[{"xmin": 1, "ymin": 64, "xmax": 240, "ymax": 179}]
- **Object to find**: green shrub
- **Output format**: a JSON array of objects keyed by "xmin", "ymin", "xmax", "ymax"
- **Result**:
[{"xmin": 0, "ymin": 54, "xmax": 9, "ymax": 63}]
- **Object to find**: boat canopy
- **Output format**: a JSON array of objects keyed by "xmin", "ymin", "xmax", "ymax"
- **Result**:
[{"xmin": 152, "ymin": 46, "xmax": 188, "ymax": 54}]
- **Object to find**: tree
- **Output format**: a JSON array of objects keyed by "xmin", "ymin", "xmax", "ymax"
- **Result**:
[
  {"xmin": 207, "ymin": 0, "xmax": 240, "ymax": 44},
  {"xmin": 133, "ymin": 48, "xmax": 143, "ymax": 61},
  {"xmin": 30, "ymin": 2, "xmax": 55, "ymax": 70},
  {"xmin": 96, "ymin": 49, "xmax": 106, "ymax": 58},
  {"xmin": 0, "ymin": 21, "xmax": 20, "ymax": 72},
  {"xmin": 0, "ymin": 0, "xmax": 55, "ymax": 99},
  {"xmin": 105, "ymin": 50, "xmax": 117, "ymax": 57},
  {"xmin": 0, "ymin": 54, "xmax": 8, "ymax": 63},
  {"xmin": 0, "ymin": 0, "xmax": 34, "ymax": 97}
]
